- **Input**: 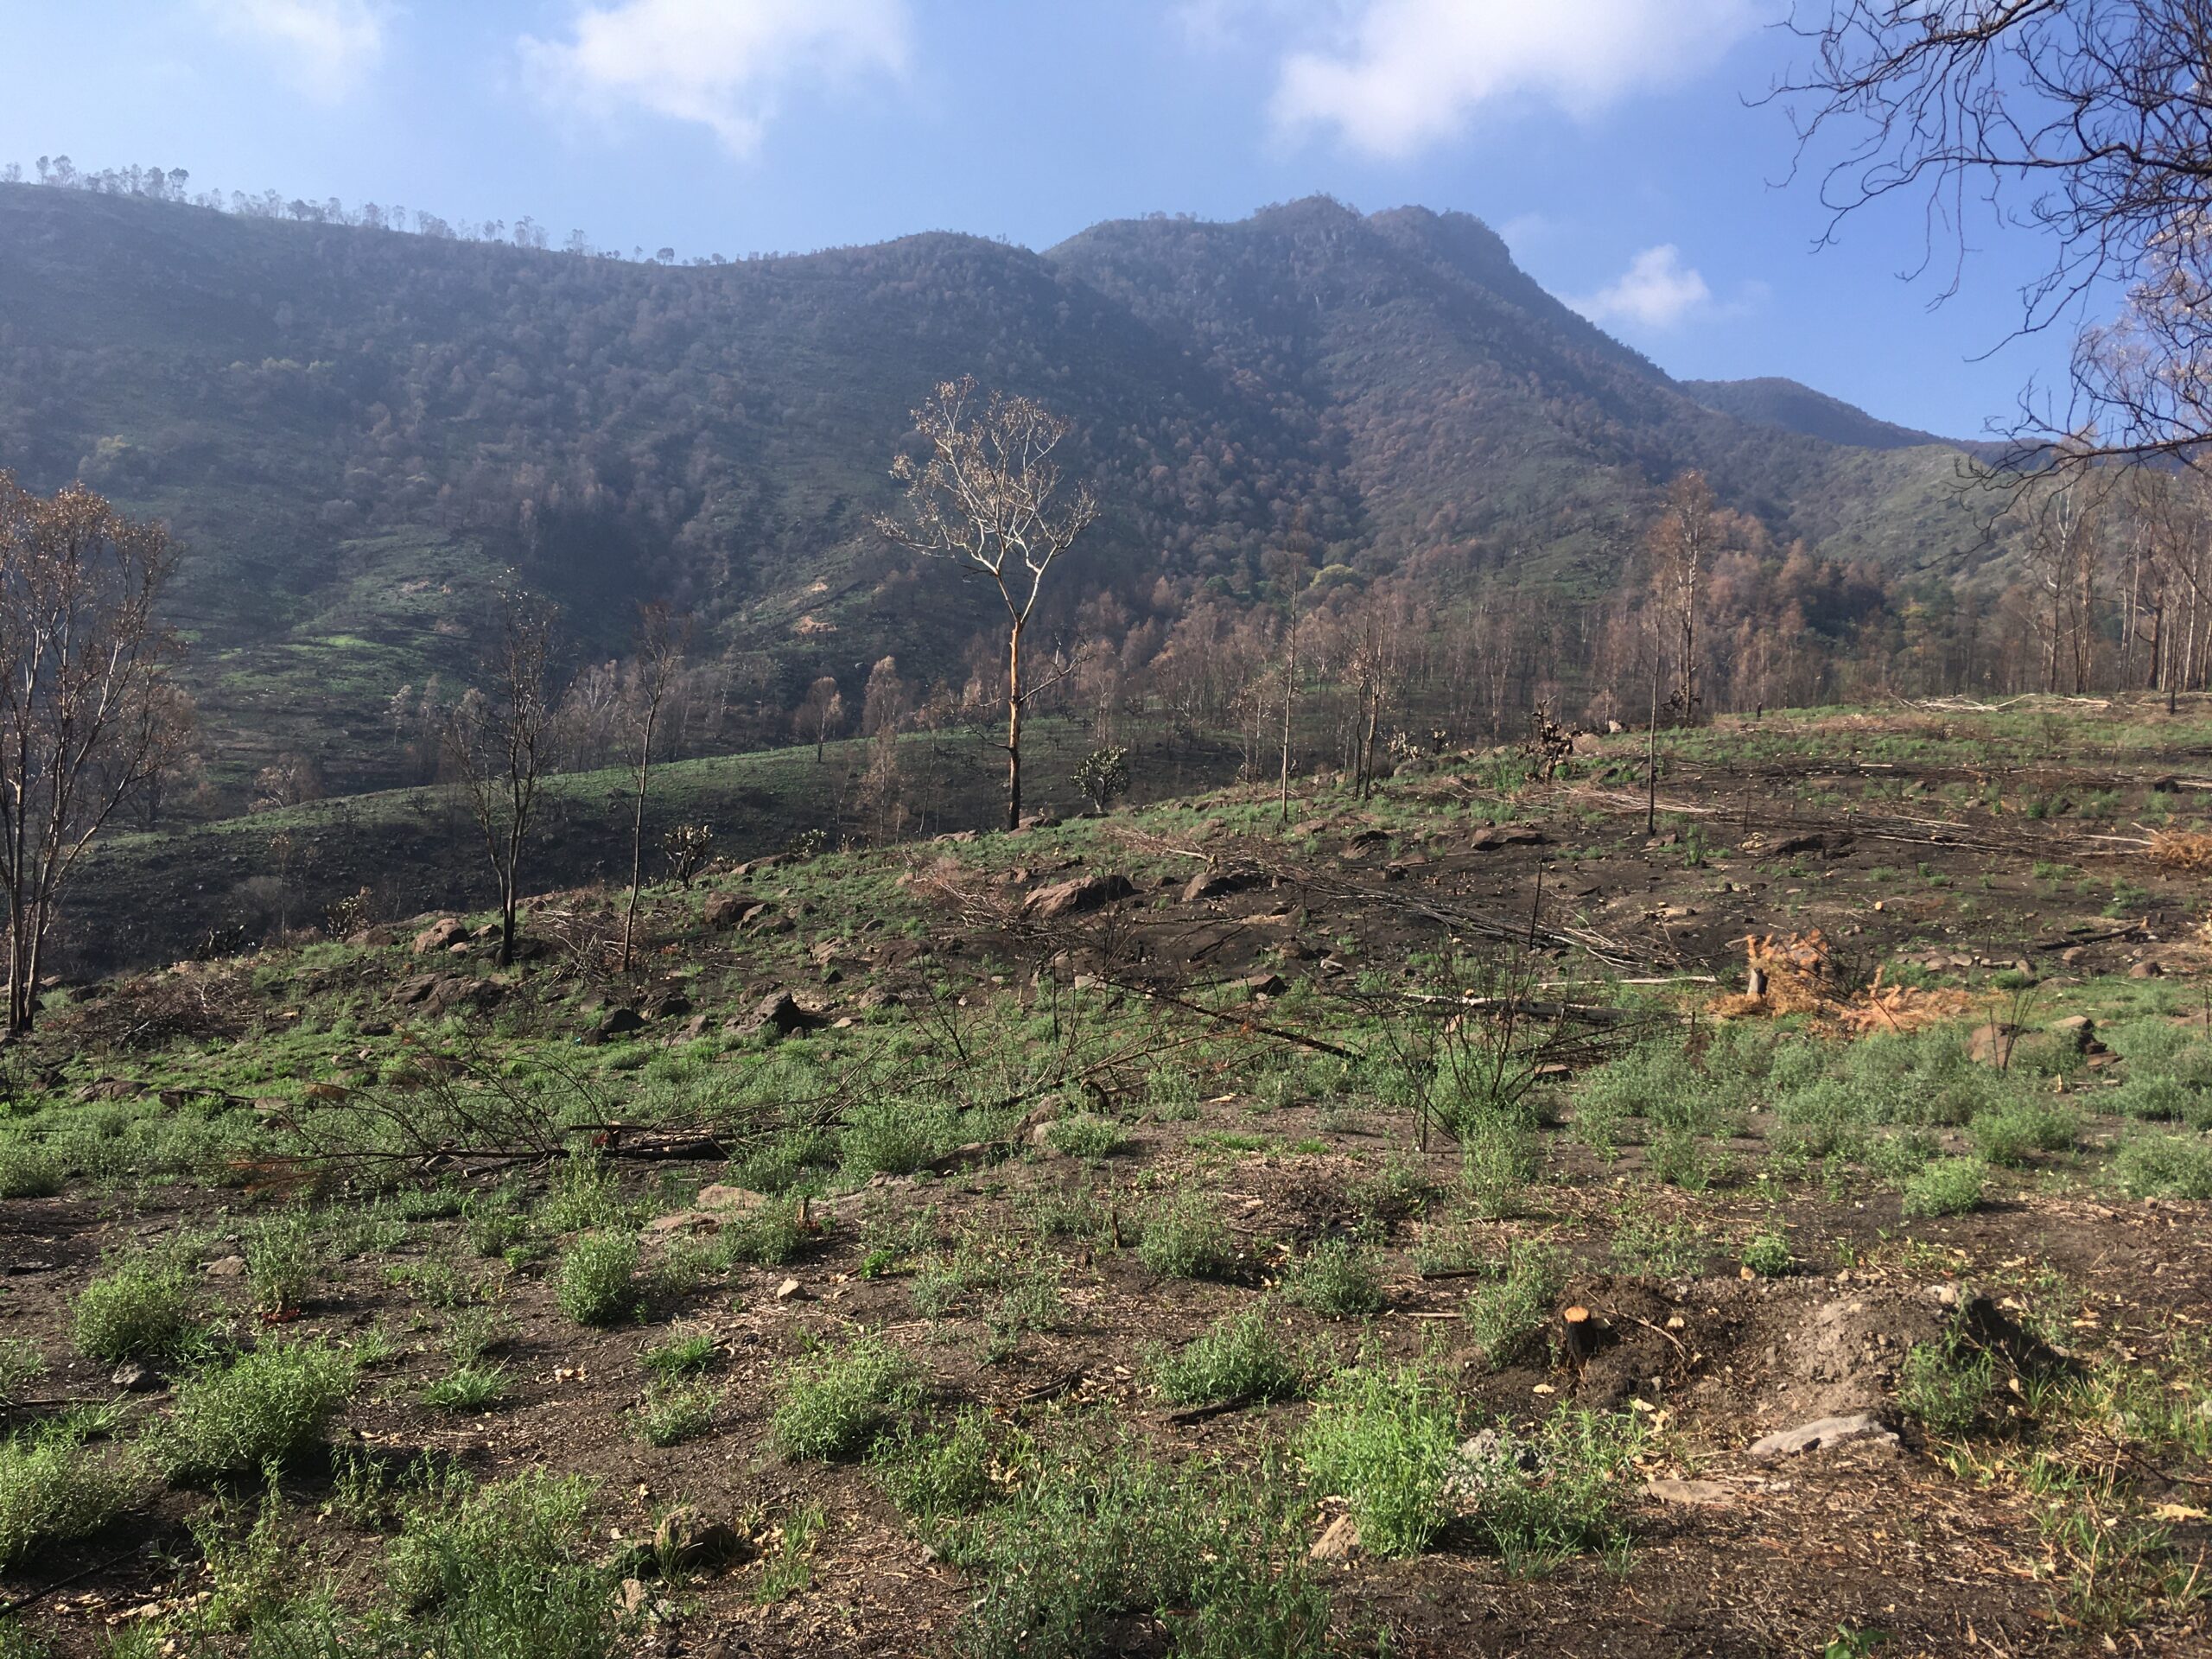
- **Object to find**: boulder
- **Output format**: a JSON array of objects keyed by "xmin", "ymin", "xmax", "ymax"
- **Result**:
[
  {"xmin": 411, "ymin": 917, "xmax": 467, "ymax": 955},
  {"xmin": 702, "ymin": 892, "xmax": 747, "ymax": 931},
  {"xmin": 734, "ymin": 989, "xmax": 827, "ymax": 1040},
  {"xmin": 1022, "ymin": 873, "xmax": 1135, "ymax": 921},
  {"xmin": 588, "ymin": 1007, "xmax": 647, "ymax": 1044},
  {"xmin": 1309, "ymin": 1515, "xmax": 1359, "ymax": 1560},
  {"xmin": 1746, "ymin": 1413, "xmax": 1897, "ymax": 1463},
  {"xmin": 1181, "ymin": 868, "xmax": 1255, "ymax": 904}
]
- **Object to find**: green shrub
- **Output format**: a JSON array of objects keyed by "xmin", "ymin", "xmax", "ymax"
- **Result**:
[
  {"xmin": 0, "ymin": 1338, "xmax": 46, "ymax": 1411},
  {"xmin": 1612, "ymin": 1216, "xmax": 1710, "ymax": 1279},
  {"xmin": 1900, "ymin": 1156, "xmax": 1986, "ymax": 1217},
  {"xmin": 1043, "ymin": 1113, "xmax": 1128, "ymax": 1160},
  {"xmin": 1646, "ymin": 1127, "xmax": 1727, "ymax": 1191},
  {"xmin": 771, "ymin": 1337, "xmax": 922, "ymax": 1461},
  {"xmin": 0, "ymin": 1423, "xmax": 145, "ymax": 1570},
  {"xmin": 2010, "ymin": 1032, "xmax": 2087, "ymax": 1079},
  {"xmin": 158, "ymin": 1339, "xmax": 355, "ymax": 1478},
  {"xmin": 2104, "ymin": 1074, "xmax": 2212, "ymax": 1128},
  {"xmin": 463, "ymin": 1195, "xmax": 533, "ymax": 1258},
  {"xmin": 245, "ymin": 1209, "xmax": 323, "ymax": 1317},
  {"xmin": 954, "ymin": 1443, "xmax": 1327, "ymax": 1659},
  {"xmin": 1897, "ymin": 1337, "xmax": 1995, "ymax": 1436},
  {"xmin": 1300, "ymin": 1357, "xmax": 1460, "ymax": 1556},
  {"xmin": 0, "ymin": 1141, "xmax": 62, "ymax": 1199},
  {"xmin": 1351, "ymin": 1149, "xmax": 1430, "ymax": 1224},
  {"xmin": 1465, "ymin": 1243, "xmax": 1565, "ymax": 1369},
  {"xmin": 841, "ymin": 1096, "xmax": 950, "ymax": 1176},
  {"xmin": 1137, "ymin": 1189, "xmax": 1235, "ymax": 1280},
  {"xmin": 537, "ymin": 1153, "xmax": 638, "ymax": 1235},
  {"xmin": 1458, "ymin": 1118, "xmax": 1540, "ymax": 1217},
  {"xmin": 1467, "ymin": 1409, "xmax": 1649, "ymax": 1573},
  {"xmin": 1969, "ymin": 1104, "xmax": 2076, "ymax": 1167},
  {"xmin": 715, "ymin": 1205, "xmax": 807, "ymax": 1266},
  {"xmin": 1863, "ymin": 1129, "xmax": 1938, "ymax": 1185},
  {"xmin": 386, "ymin": 1467, "xmax": 612, "ymax": 1659},
  {"xmin": 871, "ymin": 1406, "xmax": 1004, "ymax": 1528},
  {"xmin": 982, "ymin": 1262, "xmax": 1065, "ymax": 1361},
  {"xmin": 1151, "ymin": 1307, "xmax": 1307, "ymax": 1407},
  {"xmin": 186, "ymin": 1475, "xmax": 295, "ymax": 1631},
  {"xmin": 2113, "ymin": 1131, "xmax": 2212, "ymax": 1199},
  {"xmin": 734, "ymin": 1127, "xmax": 839, "ymax": 1194},
  {"xmin": 1282, "ymin": 1237, "xmax": 1384, "ymax": 1319},
  {"xmin": 422, "ymin": 1363, "xmax": 512, "ymax": 1414},
  {"xmin": 632, "ymin": 1379, "xmax": 720, "ymax": 1446},
  {"xmin": 72, "ymin": 1259, "xmax": 204, "ymax": 1364},
  {"xmin": 639, "ymin": 1332, "xmax": 718, "ymax": 1380},
  {"xmin": 1142, "ymin": 1066, "xmax": 1201, "ymax": 1122},
  {"xmin": 1740, "ymin": 1229, "xmax": 1794, "ymax": 1277},
  {"xmin": 554, "ymin": 1233, "xmax": 638, "ymax": 1325}
]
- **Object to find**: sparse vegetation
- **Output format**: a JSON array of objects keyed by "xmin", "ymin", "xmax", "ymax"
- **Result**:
[
  {"xmin": 3, "ymin": 690, "xmax": 2212, "ymax": 1656},
  {"xmin": 554, "ymin": 1232, "xmax": 639, "ymax": 1325},
  {"xmin": 771, "ymin": 1337, "xmax": 923, "ymax": 1461},
  {"xmin": 71, "ymin": 1259, "xmax": 204, "ymax": 1365},
  {"xmin": 156, "ymin": 1339, "xmax": 355, "ymax": 1478}
]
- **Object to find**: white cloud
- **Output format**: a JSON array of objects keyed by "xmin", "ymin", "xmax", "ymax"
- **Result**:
[
  {"xmin": 200, "ymin": 0, "xmax": 391, "ymax": 101},
  {"xmin": 521, "ymin": 0, "xmax": 911, "ymax": 158},
  {"xmin": 1271, "ymin": 0, "xmax": 1764, "ymax": 158},
  {"xmin": 1570, "ymin": 245, "xmax": 1713, "ymax": 329}
]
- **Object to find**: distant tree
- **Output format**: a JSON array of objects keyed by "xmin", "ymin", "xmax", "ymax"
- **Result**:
[
  {"xmin": 794, "ymin": 674, "xmax": 845, "ymax": 761},
  {"xmin": 619, "ymin": 603, "xmax": 689, "ymax": 973},
  {"xmin": 1263, "ymin": 531, "xmax": 1313, "ymax": 825},
  {"xmin": 443, "ymin": 588, "xmax": 564, "ymax": 969},
  {"xmin": 251, "ymin": 751, "xmax": 323, "ymax": 813},
  {"xmin": 876, "ymin": 376, "xmax": 1097, "ymax": 830},
  {"xmin": 1072, "ymin": 745, "xmax": 1129, "ymax": 814},
  {"xmin": 857, "ymin": 655, "xmax": 909, "ymax": 841},
  {"xmin": 662, "ymin": 821, "xmax": 714, "ymax": 887},
  {"xmin": 1647, "ymin": 472, "xmax": 1718, "ymax": 722},
  {"xmin": 0, "ymin": 475, "xmax": 189, "ymax": 1033}
]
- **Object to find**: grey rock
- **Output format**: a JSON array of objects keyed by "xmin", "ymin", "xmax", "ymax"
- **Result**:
[{"xmin": 1746, "ymin": 1413, "xmax": 1897, "ymax": 1463}]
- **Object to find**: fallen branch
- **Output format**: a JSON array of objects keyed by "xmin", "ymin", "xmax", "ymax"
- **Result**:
[
  {"xmin": 1120, "ymin": 981, "xmax": 1359, "ymax": 1059},
  {"xmin": 1392, "ymin": 992, "xmax": 1643, "ymax": 1027},
  {"xmin": 2029, "ymin": 920, "xmax": 2147, "ymax": 953}
]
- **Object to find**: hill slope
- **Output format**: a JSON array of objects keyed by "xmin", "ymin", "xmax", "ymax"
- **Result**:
[
  {"xmin": 1680, "ymin": 375, "xmax": 1998, "ymax": 455},
  {"xmin": 0, "ymin": 185, "xmax": 2004, "ymax": 796}
]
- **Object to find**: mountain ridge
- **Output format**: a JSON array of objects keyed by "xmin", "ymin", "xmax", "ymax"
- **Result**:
[{"xmin": 0, "ymin": 183, "xmax": 2008, "ymax": 801}]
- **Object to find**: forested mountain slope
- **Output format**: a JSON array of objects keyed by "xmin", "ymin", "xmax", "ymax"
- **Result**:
[{"xmin": 0, "ymin": 184, "xmax": 2003, "ymax": 792}]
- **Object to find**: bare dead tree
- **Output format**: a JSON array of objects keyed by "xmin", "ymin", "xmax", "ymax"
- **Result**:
[
  {"xmin": 1648, "ymin": 471, "xmax": 1716, "ymax": 721},
  {"xmin": 1264, "ymin": 536, "xmax": 1312, "ymax": 825},
  {"xmin": 794, "ymin": 673, "xmax": 844, "ymax": 763},
  {"xmin": 876, "ymin": 376, "xmax": 1098, "ymax": 830},
  {"xmin": 619, "ymin": 602, "xmax": 689, "ymax": 973},
  {"xmin": 0, "ymin": 475, "xmax": 189, "ymax": 1033},
  {"xmin": 1777, "ymin": 1, "xmax": 2212, "ymax": 466},
  {"xmin": 443, "ymin": 588, "xmax": 563, "ymax": 969}
]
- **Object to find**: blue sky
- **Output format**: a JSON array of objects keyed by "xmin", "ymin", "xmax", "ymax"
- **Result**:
[{"xmin": 0, "ymin": 0, "xmax": 2077, "ymax": 441}]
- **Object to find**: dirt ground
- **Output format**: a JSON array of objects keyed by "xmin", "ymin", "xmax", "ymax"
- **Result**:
[{"xmin": 7, "ymin": 702, "xmax": 2212, "ymax": 1657}]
